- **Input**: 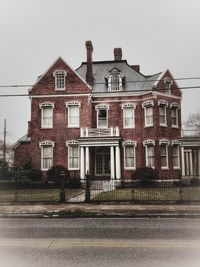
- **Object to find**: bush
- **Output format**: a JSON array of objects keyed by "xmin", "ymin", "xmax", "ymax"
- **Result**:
[
  {"xmin": 190, "ymin": 177, "xmax": 200, "ymax": 186},
  {"xmin": 68, "ymin": 176, "xmax": 82, "ymax": 189},
  {"xmin": 132, "ymin": 167, "xmax": 159, "ymax": 187},
  {"xmin": 29, "ymin": 169, "xmax": 43, "ymax": 182},
  {"xmin": 47, "ymin": 165, "xmax": 70, "ymax": 185}
]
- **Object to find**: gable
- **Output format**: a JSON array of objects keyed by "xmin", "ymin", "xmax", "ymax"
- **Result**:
[{"xmin": 29, "ymin": 57, "xmax": 91, "ymax": 96}]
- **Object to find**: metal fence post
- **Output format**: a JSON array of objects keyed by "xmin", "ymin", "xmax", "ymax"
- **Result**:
[
  {"xmin": 85, "ymin": 173, "xmax": 91, "ymax": 203},
  {"xmin": 59, "ymin": 171, "xmax": 66, "ymax": 203}
]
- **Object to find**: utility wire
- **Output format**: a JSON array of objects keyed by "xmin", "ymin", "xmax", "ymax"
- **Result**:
[{"xmin": 0, "ymin": 76, "xmax": 200, "ymax": 88}]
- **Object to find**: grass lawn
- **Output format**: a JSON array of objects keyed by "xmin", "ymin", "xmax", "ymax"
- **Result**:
[
  {"xmin": 93, "ymin": 187, "xmax": 200, "ymax": 202},
  {"xmin": 0, "ymin": 188, "xmax": 82, "ymax": 202}
]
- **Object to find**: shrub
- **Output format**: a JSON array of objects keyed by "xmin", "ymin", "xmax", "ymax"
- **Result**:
[
  {"xmin": 132, "ymin": 167, "xmax": 159, "ymax": 187},
  {"xmin": 68, "ymin": 176, "xmax": 82, "ymax": 189},
  {"xmin": 29, "ymin": 169, "xmax": 43, "ymax": 182},
  {"xmin": 190, "ymin": 177, "xmax": 200, "ymax": 186},
  {"xmin": 47, "ymin": 165, "xmax": 70, "ymax": 185}
]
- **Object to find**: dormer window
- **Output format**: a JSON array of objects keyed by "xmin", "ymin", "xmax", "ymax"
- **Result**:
[
  {"xmin": 53, "ymin": 70, "xmax": 67, "ymax": 90},
  {"xmin": 106, "ymin": 68, "xmax": 124, "ymax": 91},
  {"xmin": 164, "ymin": 78, "xmax": 173, "ymax": 94}
]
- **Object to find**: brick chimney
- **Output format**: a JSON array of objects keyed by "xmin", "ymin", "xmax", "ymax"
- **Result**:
[
  {"xmin": 85, "ymin": 40, "xmax": 94, "ymax": 86},
  {"xmin": 114, "ymin": 48, "xmax": 122, "ymax": 61}
]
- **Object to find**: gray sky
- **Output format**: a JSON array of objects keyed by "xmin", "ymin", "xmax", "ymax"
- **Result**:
[{"xmin": 0, "ymin": 0, "xmax": 200, "ymax": 143}]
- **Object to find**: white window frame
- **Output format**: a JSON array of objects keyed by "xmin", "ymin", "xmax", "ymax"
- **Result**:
[
  {"xmin": 39, "ymin": 102, "xmax": 54, "ymax": 129},
  {"xmin": 108, "ymin": 71, "xmax": 123, "ymax": 91},
  {"xmin": 159, "ymin": 139, "xmax": 170, "ymax": 170},
  {"xmin": 171, "ymin": 140, "xmax": 181, "ymax": 169},
  {"xmin": 95, "ymin": 104, "xmax": 109, "ymax": 129},
  {"xmin": 170, "ymin": 103, "xmax": 179, "ymax": 128},
  {"xmin": 143, "ymin": 140, "xmax": 155, "ymax": 168},
  {"xmin": 39, "ymin": 141, "xmax": 54, "ymax": 171},
  {"xmin": 122, "ymin": 104, "xmax": 136, "ymax": 129},
  {"xmin": 53, "ymin": 70, "xmax": 67, "ymax": 91},
  {"xmin": 123, "ymin": 141, "xmax": 137, "ymax": 170},
  {"xmin": 66, "ymin": 102, "xmax": 81, "ymax": 128},
  {"xmin": 142, "ymin": 101, "xmax": 154, "ymax": 127},
  {"xmin": 66, "ymin": 141, "xmax": 79, "ymax": 170},
  {"xmin": 158, "ymin": 100, "xmax": 168, "ymax": 127}
]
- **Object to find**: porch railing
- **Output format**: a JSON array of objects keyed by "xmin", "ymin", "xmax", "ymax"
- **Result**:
[{"xmin": 80, "ymin": 127, "xmax": 120, "ymax": 138}]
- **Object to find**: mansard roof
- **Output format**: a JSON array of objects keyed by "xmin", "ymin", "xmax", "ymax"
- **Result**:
[{"xmin": 76, "ymin": 60, "xmax": 161, "ymax": 93}]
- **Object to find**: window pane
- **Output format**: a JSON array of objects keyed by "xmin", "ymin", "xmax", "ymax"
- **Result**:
[
  {"xmin": 145, "ymin": 107, "xmax": 153, "ymax": 126},
  {"xmin": 124, "ymin": 108, "xmax": 134, "ymax": 127},
  {"xmin": 171, "ymin": 108, "xmax": 178, "ymax": 126},
  {"xmin": 56, "ymin": 74, "xmax": 65, "ymax": 89},
  {"xmin": 146, "ymin": 145, "xmax": 154, "ymax": 167},
  {"xmin": 125, "ymin": 146, "xmax": 135, "ymax": 168},
  {"xmin": 68, "ymin": 106, "xmax": 79, "ymax": 127},
  {"xmin": 69, "ymin": 146, "xmax": 79, "ymax": 169},
  {"xmin": 42, "ymin": 107, "xmax": 53, "ymax": 127},
  {"xmin": 173, "ymin": 146, "xmax": 179, "ymax": 167},
  {"xmin": 160, "ymin": 145, "xmax": 167, "ymax": 167},
  {"xmin": 42, "ymin": 146, "xmax": 53, "ymax": 170},
  {"xmin": 98, "ymin": 109, "xmax": 107, "ymax": 128},
  {"xmin": 159, "ymin": 106, "xmax": 166, "ymax": 125}
]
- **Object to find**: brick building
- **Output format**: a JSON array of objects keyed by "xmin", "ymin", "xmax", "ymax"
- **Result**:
[{"xmin": 13, "ymin": 41, "xmax": 182, "ymax": 180}]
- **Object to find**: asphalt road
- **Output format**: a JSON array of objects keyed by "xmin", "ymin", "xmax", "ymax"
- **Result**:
[{"xmin": 0, "ymin": 218, "xmax": 200, "ymax": 267}]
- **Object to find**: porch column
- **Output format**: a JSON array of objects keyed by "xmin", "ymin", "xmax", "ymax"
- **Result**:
[
  {"xmin": 181, "ymin": 147, "xmax": 185, "ymax": 176},
  {"xmin": 80, "ymin": 147, "xmax": 85, "ymax": 179},
  {"xmin": 85, "ymin": 146, "xmax": 90, "ymax": 174},
  {"xmin": 110, "ymin": 146, "xmax": 115, "ymax": 179},
  {"xmin": 115, "ymin": 145, "xmax": 121, "ymax": 179},
  {"xmin": 189, "ymin": 150, "xmax": 193, "ymax": 176}
]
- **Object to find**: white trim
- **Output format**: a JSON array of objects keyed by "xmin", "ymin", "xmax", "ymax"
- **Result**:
[
  {"xmin": 143, "ymin": 141, "xmax": 155, "ymax": 169},
  {"xmin": 122, "ymin": 105, "xmax": 135, "ymax": 129},
  {"xmin": 66, "ymin": 101, "xmax": 81, "ymax": 107},
  {"xmin": 40, "ymin": 105, "xmax": 54, "ymax": 129},
  {"xmin": 39, "ymin": 141, "xmax": 54, "ymax": 171},
  {"xmin": 142, "ymin": 100, "xmax": 154, "ymax": 108},
  {"xmin": 153, "ymin": 69, "xmax": 179, "ymax": 89},
  {"xmin": 30, "ymin": 93, "xmax": 91, "ymax": 99},
  {"xmin": 67, "ymin": 104, "xmax": 80, "ymax": 128},
  {"xmin": 171, "ymin": 105, "xmax": 179, "ymax": 128},
  {"xmin": 123, "ymin": 144, "xmax": 136, "ymax": 170},
  {"xmin": 143, "ymin": 139, "xmax": 155, "ymax": 146},
  {"xmin": 39, "ymin": 102, "xmax": 55, "ymax": 108},
  {"xmin": 144, "ymin": 106, "xmax": 153, "ymax": 127},
  {"xmin": 96, "ymin": 108, "xmax": 108, "ymax": 129},
  {"xmin": 159, "ymin": 141, "xmax": 169, "ymax": 170},
  {"xmin": 172, "ymin": 144, "xmax": 181, "ymax": 169},
  {"xmin": 53, "ymin": 69, "xmax": 67, "ymax": 91},
  {"xmin": 95, "ymin": 104, "xmax": 109, "ymax": 110},
  {"xmin": 159, "ymin": 105, "xmax": 167, "ymax": 127},
  {"xmin": 67, "ymin": 144, "xmax": 79, "ymax": 170},
  {"xmin": 154, "ymin": 92, "xmax": 181, "ymax": 100},
  {"xmin": 158, "ymin": 100, "xmax": 168, "ymax": 107},
  {"xmin": 170, "ymin": 102, "xmax": 180, "ymax": 109}
]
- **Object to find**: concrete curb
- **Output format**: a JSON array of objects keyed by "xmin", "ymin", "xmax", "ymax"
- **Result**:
[{"xmin": 1, "ymin": 203, "xmax": 200, "ymax": 218}]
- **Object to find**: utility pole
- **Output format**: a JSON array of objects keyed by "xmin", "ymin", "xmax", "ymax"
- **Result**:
[{"xmin": 3, "ymin": 119, "xmax": 6, "ymax": 162}]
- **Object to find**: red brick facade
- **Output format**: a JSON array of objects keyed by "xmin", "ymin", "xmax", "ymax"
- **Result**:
[{"xmin": 14, "ymin": 41, "xmax": 182, "ymax": 180}]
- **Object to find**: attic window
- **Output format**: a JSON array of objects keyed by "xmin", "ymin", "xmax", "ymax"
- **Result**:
[
  {"xmin": 106, "ymin": 68, "xmax": 124, "ymax": 91},
  {"xmin": 164, "ymin": 78, "xmax": 173, "ymax": 94},
  {"xmin": 53, "ymin": 70, "xmax": 67, "ymax": 90}
]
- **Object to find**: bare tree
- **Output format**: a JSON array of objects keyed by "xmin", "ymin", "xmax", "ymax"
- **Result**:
[{"xmin": 184, "ymin": 112, "xmax": 200, "ymax": 135}]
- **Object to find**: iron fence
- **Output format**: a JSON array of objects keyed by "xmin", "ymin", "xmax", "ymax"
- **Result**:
[{"xmin": 0, "ymin": 177, "xmax": 200, "ymax": 203}]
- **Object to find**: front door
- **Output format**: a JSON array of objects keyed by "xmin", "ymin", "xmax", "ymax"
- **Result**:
[{"xmin": 95, "ymin": 152, "xmax": 110, "ymax": 177}]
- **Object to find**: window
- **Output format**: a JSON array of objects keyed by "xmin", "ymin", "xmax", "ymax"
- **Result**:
[
  {"xmin": 39, "ymin": 141, "xmax": 54, "ymax": 171},
  {"xmin": 107, "ymin": 68, "xmax": 124, "ymax": 91},
  {"xmin": 171, "ymin": 107, "xmax": 178, "ymax": 127},
  {"xmin": 143, "ymin": 140, "xmax": 155, "ymax": 168},
  {"xmin": 39, "ymin": 102, "xmax": 54, "ymax": 129},
  {"xmin": 164, "ymin": 78, "xmax": 173, "ymax": 94},
  {"xmin": 123, "ymin": 141, "xmax": 136, "ymax": 169},
  {"xmin": 53, "ymin": 70, "xmax": 67, "ymax": 90},
  {"xmin": 66, "ymin": 102, "xmax": 81, "ymax": 128},
  {"xmin": 171, "ymin": 141, "xmax": 181, "ymax": 169},
  {"xmin": 158, "ymin": 100, "xmax": 168, "ymax": 126},
  {"xmin": 96, "ymin": 104, "xmax": 109, "ymax": 128},
  {"xmin": 122, "ymin": 104, "xmax": 135, "ymax": 128},
  {"xmin": 142, "ymin": 101, "xmax": 154, "ymax": 127},
  {"xmin": 68, "ymin": 146, "xmax": 79, "ymax": 170},
  {"xmin": 159, "ymin": 140, "xmax": 169, "ymax": 169}
]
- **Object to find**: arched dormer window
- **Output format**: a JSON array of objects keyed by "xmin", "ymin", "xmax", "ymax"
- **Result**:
[
  {"xmin": 106, "ymin": 68, "xmax": 125, "ymax": 91},
  {"xmin": 53, "ymin": 70, "xmax": 67, "ymax": 90}
]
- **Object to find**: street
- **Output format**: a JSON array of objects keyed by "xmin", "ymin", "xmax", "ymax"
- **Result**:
[{"xmin": 0, "ymin": 218, "xmax": 200, "ymax": 266}]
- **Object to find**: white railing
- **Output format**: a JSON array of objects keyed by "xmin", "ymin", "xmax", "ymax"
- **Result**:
[{"xmin": 80, "ymin": 127, "xmax": 120, "ymax": 137}]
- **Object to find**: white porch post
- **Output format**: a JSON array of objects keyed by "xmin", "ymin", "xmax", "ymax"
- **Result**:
[
  {"xmin": 181, "ymin": 147, "xmax": 185, "ymax": 176},
  {"xmin": 115, "ymin": 145, "xmax": 121, "ymax": 179},
  {"xmin": 189, "ymin": 150, "xmax": 193, "ymax": 176},
  {"xmin": 85, "ymin": 146, "xmax": 89, "ymax": 174},
  {"xmin": 80, "ymin": 146, "xmax": 85, "ymax": 179},
  {"xmin": 110, "ymin": 146, "xmax": 115, "ymax": 179}
]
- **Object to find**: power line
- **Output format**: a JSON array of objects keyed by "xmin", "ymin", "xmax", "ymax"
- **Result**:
[
  {"xmin": 0, "ymin": 76, "xmax": 200, "ymax": 88},
  {"xmin": 0, "ymin": 86, "xmax": 200, "ymax": 97}
]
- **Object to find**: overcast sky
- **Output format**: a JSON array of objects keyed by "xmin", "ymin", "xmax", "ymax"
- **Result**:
[{"xmin": 0, "ymin": 0, "xmax": 200, "ymax": 143}]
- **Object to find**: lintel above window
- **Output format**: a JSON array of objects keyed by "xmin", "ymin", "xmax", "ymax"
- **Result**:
[
  {"xmin": 158, "ymin": 100, "xmax": 168, "ymax": 107},
  {"xmin": 159, "ymin": 139, "xmax": 170, "ymax": 146},
  {"xmin": 143, "ymin": 139, "xmax": 155, "ymax": 146},
  {"xmin": 105, "ymin": 68, "xmax": 125, "ymax": 91},
  {"xmin": 142, "ymin": 100, "xmax": 154, "ymax": 108},
  {"xmin": 170, "ymin": 102, "xmax": 180, "ymax": 109}
]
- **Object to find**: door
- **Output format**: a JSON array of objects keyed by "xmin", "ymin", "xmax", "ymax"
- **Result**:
[{"xmin": 95, "ymin": 152, "xmax": 110, "ymax": 176}]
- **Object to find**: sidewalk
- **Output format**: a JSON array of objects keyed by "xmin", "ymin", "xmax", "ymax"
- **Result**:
[{"xmin": 1, "ymin": 203, "xmax": 200, "ymax": 218}]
